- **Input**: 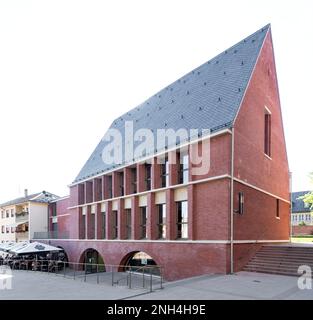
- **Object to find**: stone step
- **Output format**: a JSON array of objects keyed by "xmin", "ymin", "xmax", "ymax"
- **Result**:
[
  {"xmin": 253, "ymin": 255, "xmax": 313, "ymax": 263},
  {"xmin": 243, "ymin": 245, "xmax": 313, "ymax": 277}
]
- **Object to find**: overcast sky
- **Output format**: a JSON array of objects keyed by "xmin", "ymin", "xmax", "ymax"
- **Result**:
[{"xmin": 0, "ymin": 0, "xmax": 312, "ymax": 202}]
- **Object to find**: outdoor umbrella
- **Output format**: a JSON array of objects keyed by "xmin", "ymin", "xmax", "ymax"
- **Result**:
[
  {"xmin": 10, "ymin": 241, "xmax": 62, "ymax": 255},
  {"xmin": 4, "ymin": 241, "xmax": 29, "ymax": 253},
  {"xmin": 0, "ymin": 241, "xmax": 19, "ymax": 252}
]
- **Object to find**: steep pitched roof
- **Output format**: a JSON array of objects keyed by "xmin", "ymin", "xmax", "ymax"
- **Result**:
[
  {"xmin": 292, "ymin": 191, "xmax": 312, "ymax": 213},
  {"xmin": 0, "ymin": 191, "xmax": 59, "ymax": 207},
  {"xmin": 74, "ymin": 24, "xmax": 270, "ymax": 183}
]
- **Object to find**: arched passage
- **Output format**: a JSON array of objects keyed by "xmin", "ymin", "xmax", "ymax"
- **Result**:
[
  {"xmin": 79, "ymin": 248, "xmax": 106, "ymax": 273},
  {"xmin": 56, "ymin": 246, "xmax": 68, "ymax": 262},
  {"xmin": 119, "ymin": 251, "xmax": 160, "ymax": 275}
]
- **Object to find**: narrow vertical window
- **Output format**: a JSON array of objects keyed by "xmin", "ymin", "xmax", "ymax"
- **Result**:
[
  {"xmin": 108, "ymin": 175, "xmax": 113, "ymax": 198},
  {"xmin": 112, "ymin": 210, "xmax": 118, "ymax": 239},
  {"xmin": 101, "ymin": 205, "xmax": 106, "ymax": 239},
  {"xmin": 119, "ymin": 172, "xmax": 124, "ymax": 196},
  {"xmin": 131, "ymin": 167, "xmax": 137, "ymax": 194},
  {"xmin": 161, "ymin": 156, "xmax": 169, "ymax": 188},
  {"xmin": 140, "ymin": 206, "xmax": 147, "ymax": 239},
  {"xmin": 176, "ymin": 201, "xmax": 188, "ymax": 239},
  {"xmin": 264, "ymin": 109, "xmax": 271, "ymax": 157},
  {"xmin": 178, "ymin": 150, "xmax": 189, "ymax": 184},
  {"xmin": 276, "ymin": 199, "xmax": 280, "ymax": 218},
  {"xmin": 125, "ymin": 209, "xmax": 132, "ymax": 239},
  {"xmin": 145, "ymin": 164, "xmax": 151, "ymax": 191},
  {"xmin": 90, "ymin": 205, "xmax": 96, "ymax": 239},
  {"xmin": 157, "ymin": 204, "xmax": 166, "ymax": 239}
]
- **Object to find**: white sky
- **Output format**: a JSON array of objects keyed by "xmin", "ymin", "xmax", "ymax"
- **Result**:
[{"xmin": 0, "ymin": 0, "xmax": 312, "ymax": 202}]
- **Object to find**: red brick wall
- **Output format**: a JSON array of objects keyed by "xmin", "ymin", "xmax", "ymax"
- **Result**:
[
  {"xmin": 191, "ymin": 134, "xmax": 231, "ymax": 181},
  {"xmin": 234, "ymin": 31, "xmax": 290, "ymax": 201},
  {"xmin": 292, "ymin": 225, "xmax": 313, "ymax": 236},
  {"xmin": 48, "ymin": 239, "xmax": 228, "ymax": 281},
  {"xmin": 233, "ymin": 30, "xmax": 290, "ymax": 242},
  {"xmin": 193, "ymin": 179, "xmax": 230, "ymax": 240},
  {"xmin": 233, "ymin": 182, "xmax": 290, "ymax": 241}
]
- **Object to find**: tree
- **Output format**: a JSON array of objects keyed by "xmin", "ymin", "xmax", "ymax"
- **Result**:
[{"xmin": 300, "ymin": 172, "xmax": 313, "ymax": 210}]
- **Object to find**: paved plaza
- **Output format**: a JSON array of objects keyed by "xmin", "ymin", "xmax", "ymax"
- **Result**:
[{"xmin": 0, "ymin": 269, "xmax": 312, "ymax": 300}]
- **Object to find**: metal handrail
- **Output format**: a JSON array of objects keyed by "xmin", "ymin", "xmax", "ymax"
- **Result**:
[{"xmin": 0, "ymin": 258, "xmax": 164, "ymax": 292}]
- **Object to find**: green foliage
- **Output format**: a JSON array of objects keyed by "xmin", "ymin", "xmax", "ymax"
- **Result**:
[{"xmin": 299, "ymin": 172, "xmax": 313, "ymax": 210}]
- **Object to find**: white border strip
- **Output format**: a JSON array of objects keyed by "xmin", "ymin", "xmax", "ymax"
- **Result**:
[{"xmin": 233, "ymin": 177, "xmax": 290, "ymax": 204}]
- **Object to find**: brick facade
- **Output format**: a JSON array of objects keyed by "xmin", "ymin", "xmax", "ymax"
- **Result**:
[{"xmin": 45, "ymin": 28, "xmax": 290, "ymax": 281}]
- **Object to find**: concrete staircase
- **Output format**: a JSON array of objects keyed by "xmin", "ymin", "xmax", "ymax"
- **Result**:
[{"xmin": 243, "ymin": 245, "xmax": 313, "ymax": 277}]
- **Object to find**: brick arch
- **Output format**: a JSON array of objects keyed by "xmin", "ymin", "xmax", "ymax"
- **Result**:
[
  {"xmin": 55, "ymin": 246, "xmax": 69, "ymax": 262},
  {"xmin": 118, "ymin": 250, "xmax": 160, "ymax": 272},
  {"xmin": 78, "ymin": 247, "xmax": 105, "ymax": 264}
]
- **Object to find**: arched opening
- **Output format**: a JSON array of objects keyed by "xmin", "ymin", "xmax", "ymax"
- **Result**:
[
  {"xmin": 120, "ymin": 251, "xmax": 160, "ymax": 276},
  {"xmin": 79, "ymin": 248, "xmax": 105, "ymax": 273},
  {"xmin": 55, "ymin": 246, "xmax": 69, "ymax": 263}
]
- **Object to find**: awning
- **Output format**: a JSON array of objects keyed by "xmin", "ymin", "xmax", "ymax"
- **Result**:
[
  {"xmin": 0, "ymin": 241, "xmax": 17, "ymax": 252},
  {"xmin": 6, "ymin": 241, "xmax": 29, "ymax": 253},
  {"xmin": 10, "ymin": 241, "xmax": 62, "ymax": 255}
]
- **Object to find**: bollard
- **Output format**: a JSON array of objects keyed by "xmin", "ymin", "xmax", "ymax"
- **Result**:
[
  {"xmin": 150, "ymin": 268, "xmax": 153, "ymax": 292},
  {"xmin": 63, "ymin": 262, "xmax": 66, "ymax": 277},
  {"xmin": 73, "ymin": 264, "xmax": 76, "ymax": 280},
  {"xmin": 143, "ymin": 268, "xmax": 145, "ymax": 288},
  {"xmin": 111, "ymin": 266, "xmax": 114, "ymax": 286},
  {"xmin": 97, "ymin": 264, "xmax": 99, "ymax": 284}
]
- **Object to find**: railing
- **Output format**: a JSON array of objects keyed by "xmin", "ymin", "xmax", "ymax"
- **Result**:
[
  {"xmin": 33, "ymin": 231, "xmax": 70, "ymax": 239},
  {"xmin": 0, "ymin": 259, "xmax": 164, "ymax": 292},
  {"xmin": 15, "ymin": 212, "xmax": 29, "ymax": 224}
]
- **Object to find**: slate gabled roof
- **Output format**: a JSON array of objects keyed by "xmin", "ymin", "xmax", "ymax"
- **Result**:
[
  {"xmin": 74, "ymin": 24, "xmax": 270, "ymax": 183},
  {"xmin": 292, "ymin": 191, "xmax": 312, "ymax": 213},
  {"xmin": 0, "ymin": 191, "xmax": 59, "ymax": 207}
]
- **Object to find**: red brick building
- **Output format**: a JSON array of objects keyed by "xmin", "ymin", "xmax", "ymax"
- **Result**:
[{"xmin": 43, "ymin": 24, "xmax": 290, "ymax": 281}]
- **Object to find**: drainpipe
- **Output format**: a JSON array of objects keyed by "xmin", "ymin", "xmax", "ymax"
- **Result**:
[
  {"xmin": 230, "ymin": 127, "xmax": 235, "ymax": 274},
  {"xmin": 289, "ymin": 172, "xmax": 293, "ymax": 241}
]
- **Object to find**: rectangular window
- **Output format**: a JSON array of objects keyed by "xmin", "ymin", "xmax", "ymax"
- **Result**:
[
  {"xmin": 125, "ymin": 209, "xmax": 132, "ymax": 239},
  {"xmin": 108, "ymin": 175, "xmax": 113, "ymax": 198},
  {"xmin": 264, "ymin": 110, "xmax": 271, "ymax": 157},
  {"xmin": 140, "ymin": 206, "xmax": 147, "ymax": 239},
  {"xmin": 90, "ymin": 205, "xmax": 96, "ymax": 239},
  {"xmin": 145, "ymin": 164, "xmax": 151, "ymax": 191},
  {"xmin": 6, "ymin": 210, "xmax": 9, "ymax": 218},
  {"xmin": 112, "ymin": 210, "xmax": 118, "ymax": 239},
  {"xmin": 95, "ymin": 178, "xmax": 103, "ymax": 201},
  {"xmin": 101, "ymin": 203, "xmax": 106, "ymax": 239},
  {"xmin": 81, "ymin": 207, "xmax": 86, "ymax": 239},
  {"xmin": 178, "ymin": 151, "xmax": 189, "ymax": 184},
  {"xmin": 51, "ymin": 222, "xmax": 58, "ymax": 233},
  {"xmin": 161, "ymin": 156, "xmax": 169, "ymax": 188},
  {"xmin": 276, "ymin": 199, "xmax": 280, "ymax": 218},
  {"xmin": 1, "ymin": 211, "xmax": 4, "ymax": 219},
  {"xmin": 119, "ymin": 172, "xmax": 124, "ymax": 196},
  {"xmin": 10, "ymin": 209, "xmax": 14, "ymax": 217},
  {"xmin": 131, "ymin": 168, "xmax": 137, "ymax": 194},
  {"xmin": 52, "ymin": 204, "xmax": 57, "ymax": 217},
  {"xmin": 1, "ymin": 225, "xmax": 4, "ymax": 233},
  {"xmin": 177, "ymin": 201, "xmax": 188, "ymax": 239},
  {"xmin": 157, "ymin": 204, "xmax": 166, "ymax": 239},
  {"xmin": 6, "ymin": 226, "xmax": 9, "ymax": 233}
]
